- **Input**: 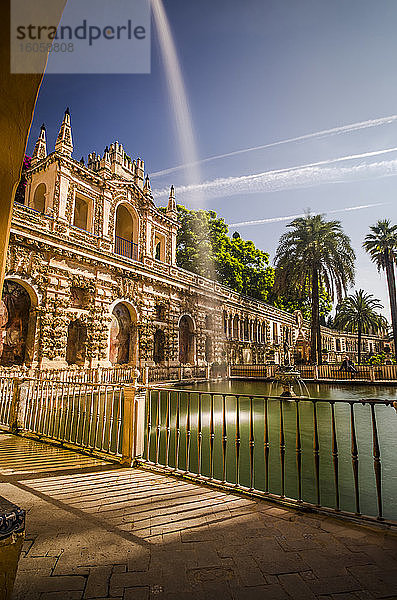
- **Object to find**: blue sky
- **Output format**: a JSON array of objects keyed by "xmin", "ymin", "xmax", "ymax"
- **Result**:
[{"xmin": 27, "ymin": 0, "xmax": 397, "ymax": 317}]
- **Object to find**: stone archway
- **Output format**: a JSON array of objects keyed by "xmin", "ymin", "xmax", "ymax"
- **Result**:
[
  {"xmin": 0, "ymin": 279, "xmax": 36, "ymax": 366},
  {"xmin": 109, "ymin": 302, "xmax": 138, "ymax": 365},
  {"xmin": 179, "ymin": 315, "xmax": 195, "ymax": 364}
]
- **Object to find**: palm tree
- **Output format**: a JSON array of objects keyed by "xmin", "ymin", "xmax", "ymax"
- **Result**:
[
  {"xmin": 274, "ymin": 213, "xmax": 355, "ymax": 364},
  {"xmin": 334, "ymin": 290, "xmax": 387, "ymax": 365},
  {"xmin": 363, "ymin": 219, "xmax": 397, "ymax": 360}
]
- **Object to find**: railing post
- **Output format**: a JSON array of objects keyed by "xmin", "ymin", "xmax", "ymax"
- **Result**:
[
  {"xmin": 370, "ymin": 366, "xmax": 375, "ymax": 383},
  {"xmin": 179, "ymin": 367, "xmax": 183, "ymax": 380},
  {"xmin": 313, "ymin": 365, "xmax": 318, "ymax": 380},
  {"xmin": 206, "ymin": 364, "xmax": 211, "ymax": 380},
  {"xmin": 122, "ymin": 382, "xmax": 146, "ymax": 466},
  {"xmin": 227, "ymin": 364, "xmax": 231, "ymax": 379},
  {"xmin": 144, "ymin": 366, "xmax": 149, "ymax": 385},
  {"xmin": 9, "ymin": 378, "xmax": 29, "ymax": 433}
]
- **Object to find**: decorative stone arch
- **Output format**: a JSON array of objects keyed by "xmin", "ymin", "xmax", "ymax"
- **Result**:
[
  {"xmin": 114, "ymin": 201, "xmax": 140, "ymax": 260},
  {"xmin": 109, "ymin": 300, "xmax": 139, "ymax": 366},
  {"xmin": 178, "ymin": 314, "xmax": 196, "ymax": 365},
  {"xmin": 32, "ymin": 182, "xmax": 47, "ymax": 213},
  {"xmin": 0, "ymin": 278, "xmax": 40, "ymax": 366}
]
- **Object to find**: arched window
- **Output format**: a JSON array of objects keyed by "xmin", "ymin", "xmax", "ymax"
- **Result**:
[
  {"xmin": 153, "ymin": 329, "xmax": 165, "ymax": 364},
  {"xmin": 179, "ymin": 315, "xmax": 195, "ymax": 364},
  {"xmin": 32, "ymin": 183, "xmax": 46, "ymax": 213},
  {"xmin": 0, "ymin": 280, "xmax": 32, "ymax": 366},
  {"xmin": 153, "ymin": 233, "xmax": 165, "ymax": 262},
  {"xmin": 66, "ymin": 320, "xmax": 87, "ymax": 365},
  {"xmin": 73, "ymin": 196, "xmax": 89, "ymax": 231},
  {"xmin": 109, "ymin": 303, "xmax": 135, "ymax": 365},
  {"xmin": 115, "ymin": 204, "xmax": 137, "ymax": 260}
]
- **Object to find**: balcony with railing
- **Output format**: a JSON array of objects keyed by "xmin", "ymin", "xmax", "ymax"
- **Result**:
[{"xmin": 114, "ymin": 235, "xmax": 138, "ymax": 261}]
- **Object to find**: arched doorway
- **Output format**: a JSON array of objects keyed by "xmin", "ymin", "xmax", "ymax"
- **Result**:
[
  {"xmin": 179, "ymin": 315, "xmax": 195, "ymax": 364},
  {"xmin": 66, "ymin": 320, "xmax": 87, "ymax": 365},
  {"xmin": 0, "ymin": 280, "xmax": 32, "ymax": 366},
  {"xmin": 153, "ymin": 329, "xmax": 165, "ymax": 364},
  {"xmin": 115, "ymin": 204, "xmax": 138, "ymax": 260},
  {"xmin": 109, "ymin": 303, "xmax": 137, "ymax": 365}
]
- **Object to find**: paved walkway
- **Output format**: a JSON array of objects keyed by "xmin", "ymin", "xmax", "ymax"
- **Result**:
[{"xmin": 1, "ymin": 433, "xmax": 397, "ymax": 600}]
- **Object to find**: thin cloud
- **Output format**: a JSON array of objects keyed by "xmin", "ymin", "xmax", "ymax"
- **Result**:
[
  {"xmin": 153, "ymin": 147, "xmax": 397, "ymax": 202},
  {"xmin": 229, "ymin": 203, "xmax": 389, "ymax": 227},
  {"xmin": 151, "ymin": 114, "xmax": 397, "ymax": 178}
]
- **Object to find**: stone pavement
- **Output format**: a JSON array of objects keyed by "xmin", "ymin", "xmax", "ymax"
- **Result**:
[{"xmin": 1, "ymin": 433, "xmax": 397, "ymax": 600}]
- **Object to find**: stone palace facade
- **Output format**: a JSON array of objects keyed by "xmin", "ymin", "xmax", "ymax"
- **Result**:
[{"xmin": 1, "ymin": 109, "xmax": 388, "ymax": 370}]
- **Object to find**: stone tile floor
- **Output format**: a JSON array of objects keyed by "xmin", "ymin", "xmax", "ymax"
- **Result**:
[{"xmin": 1, "ymin": 432, "xmax": 397, "ymax": 600}]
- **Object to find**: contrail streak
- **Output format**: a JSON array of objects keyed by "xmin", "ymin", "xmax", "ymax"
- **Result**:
[
  {"xmin": 229, "ymin": 203, "xmax": 389, "ymax": 227},
  {"xmin": 151, "ymin": 114, "xmax": 397, "ymax": 178},
  {"xmin": 153, "ymin": 146, "xmax": 397, "ymax": 201}
]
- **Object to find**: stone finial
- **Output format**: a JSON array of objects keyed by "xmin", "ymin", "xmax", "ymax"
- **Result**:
[
  {"xmin": 55, "ymin": 107, "xmax": 74, "ymax": 157},
  {"xmin": 31, "ymin": 123, "xmax": 47, "ymax": 164},
  {"xmin": 167, "ymin": 185, "xmax": 177, "ymax": 217},
  {"xmin": 143, "ymin": 174, "xmax": 151, "ymax": 195}
]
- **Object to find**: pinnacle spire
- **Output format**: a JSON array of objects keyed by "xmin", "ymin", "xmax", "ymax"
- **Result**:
[
  {"xmin": 143, "ymin": 174, "xmax": 151, "ymax": 194},
  {"xmin": 167, "ymin": 185, "xmax": 177, "ymax": 217},
  {"xmin": 31, "ymin": 123, "xmax": 47, "ymax": 164},
  {"xmin": 55, "ymin": 107, "xmax": 73, "ymax": 157}
]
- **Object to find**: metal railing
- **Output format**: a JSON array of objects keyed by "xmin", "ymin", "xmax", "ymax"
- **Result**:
[
  {"xmin": 231, "ymin": 364, "xmax": 277, "ymax": 378},
  {"xmin": 316, "ymin": 364, "xmax": 372, "ymax": 381},
  {"xmin": 114, "ymin": 236, "xmax": 138, "ymax": 261},
  {"xmin": 1, "ymin": 378, "xmax": 124, "ymax": 460},
  {"xmin": 0, "ymin": 365, "xmax": 136, "ymax": 385},
  {"xmin": 148, "ymin": 365, "xmax": 207, "ymax": 382},
  {"xmin": 374, "ymin": 364, "xmax": 397, "ymax": 381},
  {"xmin": 231, "ymin": 363, "xmax": 397, "ymax": 382},
  {"xmin": 148, "ymin": 366, "xmax": 181, "ymax": 383},
  {"xmin": 139, "ymin": 387, "xmax": 397, "ymax": 525},
  {"xmin": 0, "ymin": 378, "xmax": 14, "ymax": 427}
]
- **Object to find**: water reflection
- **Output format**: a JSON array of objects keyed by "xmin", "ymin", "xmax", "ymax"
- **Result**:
[{"xmin": 147, "ymin": 381, "xmax": 397, "ymax": 521}]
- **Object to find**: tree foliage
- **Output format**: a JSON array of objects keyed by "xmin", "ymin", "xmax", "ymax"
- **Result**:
[
  {"xmin": 363, "ymin": 219, "xmax": 397, "ymax": 359},
  {"xmin": 173, "ymin": 205, "xmax": 274, "ymax": 301},
  {"xmin": 274, "ymin": 213, "xmax": 355, "ymax": 364},
  {"xmin": 334, "ymin": 289, "xmax": 387, "ymax": 364}
]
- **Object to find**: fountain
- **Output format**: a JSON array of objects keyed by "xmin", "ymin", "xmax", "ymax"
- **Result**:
[
  {"xmin": 271, "ymin": 341, "xmax": 309, "ymax": 398},
  {"xmin": 273, "ymin": 365, "xmax": 309, "ymax": 397}
]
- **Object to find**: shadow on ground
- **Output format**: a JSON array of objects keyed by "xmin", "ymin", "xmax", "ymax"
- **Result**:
[{"xmin": 1, "ymin": 432, "xmax": 396, "ymax": 600}]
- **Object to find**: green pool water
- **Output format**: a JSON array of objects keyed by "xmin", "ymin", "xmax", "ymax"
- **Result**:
[{"xmin": 146, "ymin": 380, "xmax": 397, "ymax": 521}]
